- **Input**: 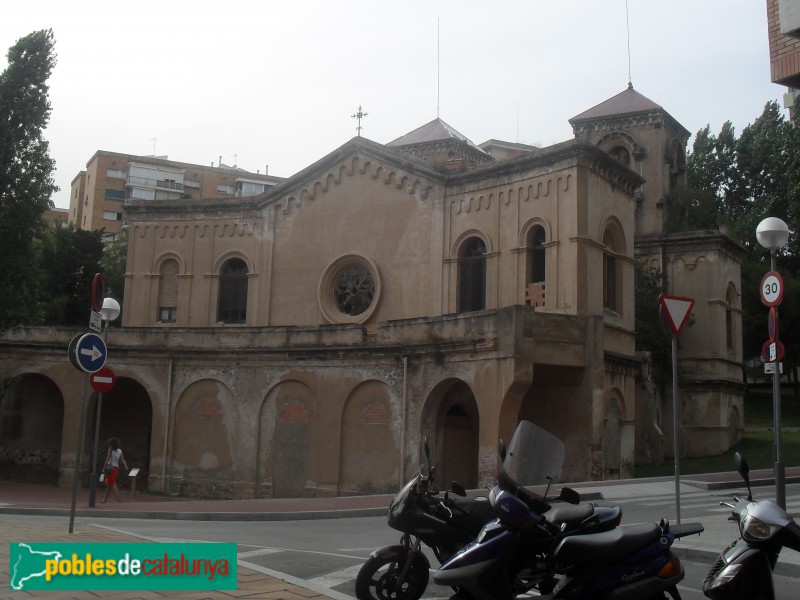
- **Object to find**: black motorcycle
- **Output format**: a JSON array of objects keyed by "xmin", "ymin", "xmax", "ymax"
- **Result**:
[
  {"xmin": 355, "ymin": 439, "xmax": 495, "ymax": 600},
  {"xmin": 356, "ymin": 433, "xmax": 622, "ymax": 600},
  {"xmin": 702, "ymin": 452, "xmax": 800, "ymax": 600}
]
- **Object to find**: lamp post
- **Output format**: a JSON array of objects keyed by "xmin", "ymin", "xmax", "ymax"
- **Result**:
[
  {"xmin": 756, "ymin": 217, "xmax": 790, "ymax": 509},
  {"xmin": 87, "ymin": 297, "xmax": 121, "ymax": 507}
]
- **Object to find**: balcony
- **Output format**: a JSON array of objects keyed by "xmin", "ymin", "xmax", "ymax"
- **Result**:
[{"xmin": 126, "ymin": 176, "xmax": 184, "ymax": 191}]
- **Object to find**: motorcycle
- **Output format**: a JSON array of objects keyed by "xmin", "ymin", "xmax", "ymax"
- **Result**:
[
  {"xmin": 702, "ymin": 452, "xmax": 800, "ymax": 600},
  {"xmin": 433, "ymin": 420, "xmax": 703, "ymax": 599},
  {"xmin": 355, "ymin": 438, "xmax": 495, "ymax": 600},
  {"xmin": 356, "ymin": 432, "xmax": 622, "ymax": 600}
]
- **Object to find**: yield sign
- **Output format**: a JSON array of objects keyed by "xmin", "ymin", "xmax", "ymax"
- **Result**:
[{"xmin": 659, "ymin": 294, "xmax": 695, "ymax": 336}]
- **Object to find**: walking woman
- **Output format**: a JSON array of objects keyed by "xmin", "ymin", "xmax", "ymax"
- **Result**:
[{"xmin": 102, "ymin": 437, "xmax": 128, "ymax": 503}]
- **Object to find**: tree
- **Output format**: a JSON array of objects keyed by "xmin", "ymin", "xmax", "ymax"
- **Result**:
[
  {"xmin": 0, "ymin": 30, "xmax": 58, "ymax": 330},
  {"xmin": 686, "ymin": 101, "xmax": 800, "ymax": 400},
  {"xmin": 100, "ymin": 228, "xmax": 128, "ymax": 310},
  {"xmin": 39, "ymin": 226, "xmax": 104, "ymax": 326},
  {"xmin": 634, "ymin": 262, "xmax": 670, "ymax": 376}
]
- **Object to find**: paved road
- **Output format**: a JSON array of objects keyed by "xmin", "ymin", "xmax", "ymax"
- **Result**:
[
  {"xmin": 3, "ymin": 475, "xmax": 800, "ymax": 598},
  {"xmin": 30, "ymin": 482, "xmax": 799, "ymax": 599}
]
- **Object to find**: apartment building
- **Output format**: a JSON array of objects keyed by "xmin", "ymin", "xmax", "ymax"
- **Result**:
[
  {"xmin": 68, "ymin": 151, "xmax": 283, "ymax": 241},
  {"xmin": 768, "ymin": 0, "xmax": 800, "ymax": 110}
]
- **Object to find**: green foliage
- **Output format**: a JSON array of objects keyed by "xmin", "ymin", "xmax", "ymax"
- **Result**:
[
  {"xmin": 101, "ymin": 228, "xmax": 128, "ymax": 301},
  {"xmin": 0, "ymin": 30, "xmax": 58, "ymax": 331},
  {"xmin": 686, "ymin": 100, "xmax": 800, "ymax": 366},
  {"xmin": 38, "ymin": 226, "xmax": 104, "ymax": 325},
  {"xmin": 634, "ymin": 262, "xmax": 670, "ymax": 375}
]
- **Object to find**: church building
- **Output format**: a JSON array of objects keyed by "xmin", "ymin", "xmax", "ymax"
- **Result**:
[{"xmin": 0, "ymin": 86, "xmax": 744, "ymax": 498}]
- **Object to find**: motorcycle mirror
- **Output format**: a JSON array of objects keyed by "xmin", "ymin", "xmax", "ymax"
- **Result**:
[
  {"xmin": 559, "ymin": 487, "xmax": 580, "ymax": 505},
  {"xmin": 734, "ymin": 452, "xmax": 749, "ymax": 477},
  {"xmin": 451, "ymin": 482, "xmax": 467, "ymax": 497},
  {"xmin": 734, "ymin": 452, "xmax": 752, "ymax": 501}
]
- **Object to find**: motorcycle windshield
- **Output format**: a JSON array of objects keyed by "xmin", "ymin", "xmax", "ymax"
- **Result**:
[
  {"xmin": 502, "ymin": 420, "xmax": 565, "ymax": 487},
  {"xmin": 390, "ymin": 472, "xmax": 421, "ymax": 518}
]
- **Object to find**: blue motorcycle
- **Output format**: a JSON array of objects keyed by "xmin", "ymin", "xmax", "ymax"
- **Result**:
[{"xmin": 433, "ymin": 420, "xmax": 703, "ymax": 599}]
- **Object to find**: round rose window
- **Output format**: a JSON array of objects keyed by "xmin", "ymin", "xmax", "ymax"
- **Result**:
[{"xmin": 319, "ymin": 255, "xmax": 381, "ymax": 324}]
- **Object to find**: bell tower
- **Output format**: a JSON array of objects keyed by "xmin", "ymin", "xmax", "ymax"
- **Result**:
[{"xmin": 569, "ymin": 83, "xmax": 690, "ymax": 238}]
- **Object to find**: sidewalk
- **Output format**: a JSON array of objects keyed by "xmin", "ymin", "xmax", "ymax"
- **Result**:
[{"xmin": 2, "ymin": 469, "xmax": 800, "ymax": 598}]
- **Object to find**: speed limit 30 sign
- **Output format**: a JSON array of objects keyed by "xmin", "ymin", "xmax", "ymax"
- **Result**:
[{"xmin": 760, "ymin": 271, "xmax": 784, "ymax": 307}]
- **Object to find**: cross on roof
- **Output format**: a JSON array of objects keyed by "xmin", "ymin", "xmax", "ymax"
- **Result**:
[{"xmin": 351, "ymin": 105, "xmax": 368, "ymax": 136}]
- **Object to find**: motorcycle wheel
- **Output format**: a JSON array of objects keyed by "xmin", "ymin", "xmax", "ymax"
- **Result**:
[{"xmin": 355, "ymin": 549, "xmax": 430, "ymax": 600}]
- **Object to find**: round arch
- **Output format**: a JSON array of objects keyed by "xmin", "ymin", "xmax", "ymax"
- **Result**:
[
  {"xmin": 450, "ymin": 228, "xmax": 493, "ymax": 258},
  {"xmin": 518, "ymin": 217, "xmax": 552, "ymax": 248},
  {"xmin": 152, "ymin": 251, "xmax": 187, "ymax": 275},
  {"xmin": 599, "ymin": 214, "xmax": 628, "ymax": 256},
  {"xmin": 603, "ymin": 390, "xmax": 625, "ymax": 480},
  {"xmin": 0, "ymin": 373, "xmax": 63, "ymax": 484},
  {"xmin": 421, "ymin": 378, "xmax": 479, "ymax": 489},
  {"xmin": 170, "ymin": 377, "xmax": 237, "ymax": 496},
  {"xmin": 257, "ymin": 379, "xmax": 316, "ymax": 498},
  {"xmin": 87, "ymin": 377, "xmax": 153, "ymax": 490},
  {"xmin": 211, "ymin": 251, "xmax": 255, "ymax": 275},
  {"xmin": 338, "ymin": 379, "xmax": 397, "ymax": 494}
]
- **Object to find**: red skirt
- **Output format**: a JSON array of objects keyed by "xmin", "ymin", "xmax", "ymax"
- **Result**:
[{"xmin": 106, "ymin": 466, "xmax": 119, "ymax": 485}]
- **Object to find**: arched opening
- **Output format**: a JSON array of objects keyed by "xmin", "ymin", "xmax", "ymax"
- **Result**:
[
  {"xmin": 157, "ymin": 258, "xmax": 179, "ymax": 323},
  {"xmin": 88, "ymin": 378, "xmax": 153, "ymax": 491},
  {"xmin": 725, "ymin": 285, "xmax": 737, "ymax": 354},
  {"xmin": 0, "ymin": 374, "xmax": 63, "ymax": 484},
  {"xmin": 603, "ymin": 397, "xmax": 622, "ymax": 480},
  {"xmin": 171, "ymin": 378, "xmax": 236, "ymax": 497},
  {"xmin": 609, "ymin": 145, "xmax": 631, "ymax": 167},
  {"xmin": 424, "ymin": 380, "xmax": 479, "ymax": 489},
  {"xmin": 217, "ymin": 258, "xmax": 248, "ymax": 324},
  {"xmin": 339, "ymin": 380, "xmax": 397, "ymax": 495},
  {"xmin": 603, "ymin": 227, "xmax": 623, "ymax": 314},
  {"xmin": 458, "ymin": 237, "xmax": 486, "ymax": 312},
  {"xmin": 525, "ymin": 225, "xmax": 546, "ymax": 307}
]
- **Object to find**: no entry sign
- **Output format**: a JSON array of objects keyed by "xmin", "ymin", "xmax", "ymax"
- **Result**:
[{"xmin": 89, "ymin": 366, "xmax": 116, "ymax": 393}]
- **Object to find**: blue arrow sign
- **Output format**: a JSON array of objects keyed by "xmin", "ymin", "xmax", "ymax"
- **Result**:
[{"xmin": 74, "ymin": 333, "xmax": 107, "ymax": 373}]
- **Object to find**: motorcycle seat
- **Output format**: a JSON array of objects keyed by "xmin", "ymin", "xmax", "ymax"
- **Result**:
[
  {"xmin": 554, "ymin": 522, "xmax": 660, "ymax": 566},
  {"xmin": 546, "ymin": 503, "xmax": 594, "ymax": 530}
]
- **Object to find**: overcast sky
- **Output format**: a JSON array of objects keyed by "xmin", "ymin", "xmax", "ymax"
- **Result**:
[{"xmin": 1, "ymin": 1, "xmax": 783, "ymax": 209}]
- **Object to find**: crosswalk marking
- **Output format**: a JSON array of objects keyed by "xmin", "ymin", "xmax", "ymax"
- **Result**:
[{"xmin": 307, "ymin": 563, "xmax": 363, "ymax": 588}]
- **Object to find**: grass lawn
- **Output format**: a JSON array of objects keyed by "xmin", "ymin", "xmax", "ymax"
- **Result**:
[{"xmin": 634, "ymin": 389, "xmax": 800, "ymax": 478}]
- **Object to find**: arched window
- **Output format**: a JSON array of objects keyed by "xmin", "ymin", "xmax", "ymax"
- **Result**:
[
  {"xmin": 603, "ymin": 229, "xmax": 618, "ymax": 313},
  {"xmin": 527, "ymin": 225, "xmax": 546, "ymax": 284},
  {"xmin": 217, "ymin": 258, "xmax": 248, "ymax": 324},
  {"xmin": 157, "ymin": 259, "xmax": 179, "ymax": 323},
  {"xmin": 609, "ymin": 146, "xmax": 630, "ymax": 167},
  {"xmin": 458, "ymin": 237, "xmax": 486, "ymax": 312},
  {"xmin": 726, "ymin": 286, "xmax": 736, "ymax": 352}
]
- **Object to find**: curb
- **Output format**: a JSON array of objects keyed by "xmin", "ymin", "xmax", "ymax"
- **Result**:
[{"xmin": 0, "ymin": 506, "xmax": 389, "ymax": 521}]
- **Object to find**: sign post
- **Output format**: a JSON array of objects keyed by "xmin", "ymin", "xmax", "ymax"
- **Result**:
[
  {"xmin": 69, "ymin": 275, "xmax": 112, "ymax": 530},
  {"xmin": 761, "ymin": 269, "xmax": 786, "ymax": 509},
  {"xmin": 659, "ymin": 294, "xmax": 695, "ymax": 524},
  {"xmin": 87, "ymin": 367, "xmax": 115, "ymax": 507}
]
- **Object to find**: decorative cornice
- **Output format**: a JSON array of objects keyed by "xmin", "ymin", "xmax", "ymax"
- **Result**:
[
  {"xmin": 450, "ymin": 174, "xmax": 573, "ymax": 214},
  {"xmin": 274, "ymin": 152, "xmax": 436, "ymax": 218},
  {"xmin": 133, "ymin": 222, "xmax": 259, "ymax": 239}
]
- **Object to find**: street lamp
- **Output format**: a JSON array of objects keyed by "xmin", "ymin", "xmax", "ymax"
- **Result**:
[
  {"xmin": 87, "ymin": 297, "xmax": 121, "ymax": 507},
  {"xmin": 756, "ymin": 217, "xmax": 790, "ymax": 509}
]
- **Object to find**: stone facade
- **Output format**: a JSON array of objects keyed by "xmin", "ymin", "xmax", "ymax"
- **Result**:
[{"xmin": 0, "ymin": 88, "xmax": 745, "ymax": 498}]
